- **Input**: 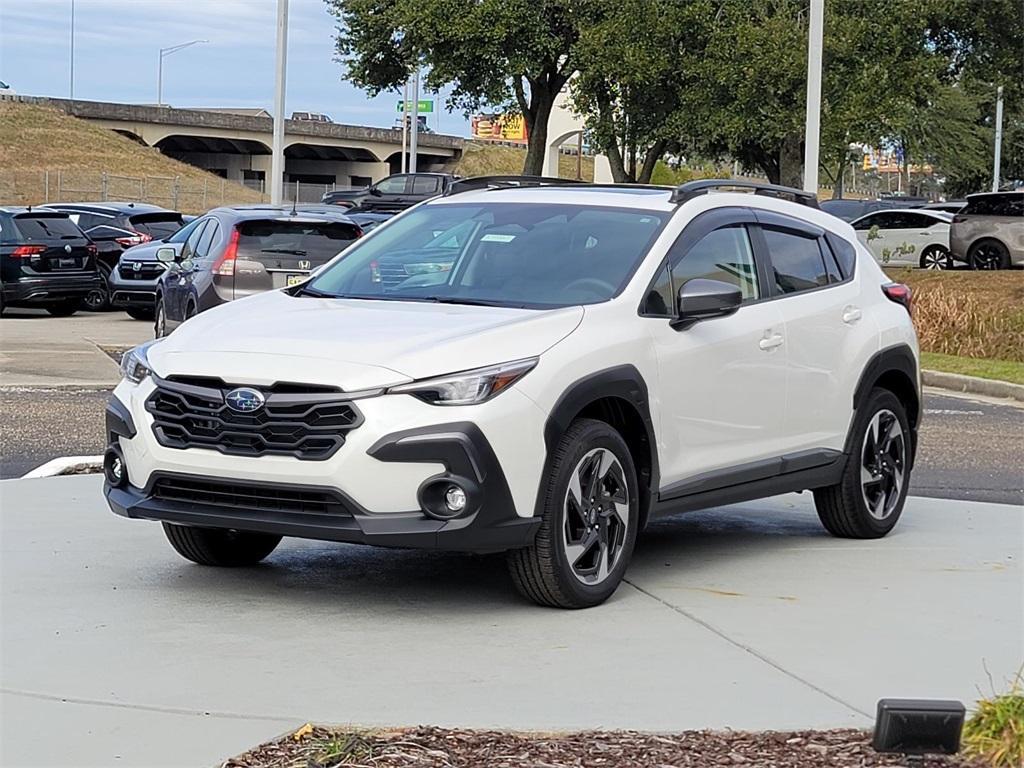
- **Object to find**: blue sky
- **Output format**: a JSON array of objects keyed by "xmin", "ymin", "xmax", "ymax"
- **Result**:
[{"xmin": 0, "ymin": 0, "xmax": 471, "ymax": 135}]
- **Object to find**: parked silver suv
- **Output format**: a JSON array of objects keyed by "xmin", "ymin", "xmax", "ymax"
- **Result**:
[{"xmin": 950, "ymin": 192, "xmax": 1024, "ymax": 270}]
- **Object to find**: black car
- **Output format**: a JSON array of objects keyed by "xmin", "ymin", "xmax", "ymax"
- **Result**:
[
  {"xmin": 820, "ymin": 196, "xmax": 926, "ymax": 222},
  {"xmin": 155, "ymin": 206, "xmax": 362, "ymax": 337},
  {"xmin": 321, "ymin": 173, "xmax": 457, "ymax": 212},
  {"xmin": 41, "ymin": 202, "xmax": 186, "ymax": 311},
  {"xmin": 0, "ymin": 207, "xmax": 101, "ymax": 316}
]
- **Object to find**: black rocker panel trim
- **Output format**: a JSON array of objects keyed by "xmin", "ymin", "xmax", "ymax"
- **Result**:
[
  {"xmin": 655, "ymin": 452, "xmax": 846, "ymax": 516},
  {"xmin": 659, "ymin": 448, "xmax": 843, "ymax": 502},
  {"xmin": 543, "ymin": 365, "xmax": 659, "ymax": 522},
  {"xmin": 105, "ymin": 395, "xmax": 137, "ymax": 441}
]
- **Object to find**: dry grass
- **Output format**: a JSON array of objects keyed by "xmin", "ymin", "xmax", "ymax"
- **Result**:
[
  {"xmin": 0, "ymin": 101, "xmax": 264, "ymax": 211},
  {"xmin": 455, "ymin": 141, "xmax": 594, "ymax": 180},
  {"xmin": 886, "ymin": 269, "xmax": 1024, "ymax": 363}
]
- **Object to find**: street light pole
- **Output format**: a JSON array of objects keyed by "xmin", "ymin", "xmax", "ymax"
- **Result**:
[
  {"xmin": 992, "ymin": 85, "xmax": 1004, "ymax": 192},
  {"xmin": 69, "ymin": 0, "xmax": 75, "ymax": 99},
  {"xmin": 401, "ymin": 79, "xmax": 409, "ymax": 174},
  {"xmin": 802, "ymin": 0, "xmax": 824, "ymax": 194},
  {"xmin": 409, "ymin": 67, "xmax": 420, "ymax": 173},
  {"xmin": 270, "ymin": 0, "xmax": 289, "ymax": 205},
  {"xmin": 157, "ymin": 39, "xmax": 207, "ymax": 107}
]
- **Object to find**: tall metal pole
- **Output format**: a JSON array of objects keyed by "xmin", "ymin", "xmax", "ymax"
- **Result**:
[
  {"xmin": 271, "ymin": 0, "xmax": 289, "ymax": 206},
  {"xmin": 401, "ymin": 79, "xmax": 409, "ymax": 174},
  {"xmin": 409, "ymin": 67, "xmax": 420, "ymax": 173},
  {"xmin": 69, "ymin": 0, "xmax": 75, "ymax": 99},
  {"xmin": 992, "ymin": 85, "xmax": 1004, "ymax": 192},
  {"xmin": 157, "ymin": 55, "xmax": 163, "ymax": 107},
  {"xmin": 802, "ymin": 0, "xmax": 824, "ymax": 194}
]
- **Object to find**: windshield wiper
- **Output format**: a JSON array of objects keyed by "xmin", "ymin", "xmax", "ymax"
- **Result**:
[
  {"xmin": 418, "ymin": 296, "xmax": 512, "ymax": 307},
  {"xmin": 261, "ymin": 248, "xmax": 307, "ymax": 256},
  {"xmin": 292, "ymin": 284, "xmax": 332, "ymax": 298}
]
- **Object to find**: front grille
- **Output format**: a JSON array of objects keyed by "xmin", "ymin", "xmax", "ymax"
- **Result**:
[
  {"xmin": 146, "ymin": 377, "xmax": 362, "ymax": 460},
  {"xmin": 119, "ymin": 262, "xmax": 165, "ymax": 280},
  {"xmin": 377, "ymin": 263, "xmax": 408, "ymax": 289},
  {"xmin": 151, "ymin": 476, "xmax": 351, "ymax": 516}
]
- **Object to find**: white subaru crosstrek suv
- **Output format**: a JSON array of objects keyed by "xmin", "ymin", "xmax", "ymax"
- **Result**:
[{"xmin": 104, "ymin": 178, "xmax": 921, "ymax": 609}]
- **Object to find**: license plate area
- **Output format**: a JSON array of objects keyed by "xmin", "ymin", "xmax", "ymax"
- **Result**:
[
  {"xmin": 286, "ymin": 274, "xmax": 306, "ymax": 286},
  {"xmin": 58, "ymin": 257, "xmax": 77, "ymax": 269}
]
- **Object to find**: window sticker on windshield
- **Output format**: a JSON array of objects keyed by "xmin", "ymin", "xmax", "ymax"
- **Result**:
[{"xmin": 481, "ymin": 233, "xmax": 516, "ymax": 242}]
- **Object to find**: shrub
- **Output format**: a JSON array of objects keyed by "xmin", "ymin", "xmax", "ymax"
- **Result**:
[{"xmin": 962, "ymin": 672, "xmax": 1024, "ymax": 767}]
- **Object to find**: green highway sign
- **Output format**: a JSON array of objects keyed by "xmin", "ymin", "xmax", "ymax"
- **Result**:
[{"xmin": 397, "ymin": 99, "xmax": 434, "ymax": 113}]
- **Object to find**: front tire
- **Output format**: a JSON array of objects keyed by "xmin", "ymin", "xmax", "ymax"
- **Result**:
[
  {"xmin": 814, "ymin": 388, "xmax": 911, "ymax": 539},
  {"xmin": 45, "ymin": 299, "xmax": 79, "ymax": 317},
  {"xmin": 508, "ymin": 419, "xmax": 639, "ymax": 608},
  {"xmin": 162, "ymin": 523, "xmax": 281, "ymax": 566},
  {"xmin": 154, "ymin": 297, "xmax": 167, "ymax": 338},
  {"xmin": 126, "ymin": 307, "xmax": 154, "ymax": 321}
]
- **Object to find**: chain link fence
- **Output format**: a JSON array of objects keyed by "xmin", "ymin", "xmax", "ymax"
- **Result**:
[{"xmin": 0, "ymin": 170, "xmax": 268, "ymax": 212}]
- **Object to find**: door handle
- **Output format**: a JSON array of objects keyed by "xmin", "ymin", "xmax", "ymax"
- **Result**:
[
  {"xmin": 842, "ymin": 306, "xmax": 862, "ymax": 324},
  {"xmin": 759, "ymin": 333, "xmax": 784, "ymax": 351}
]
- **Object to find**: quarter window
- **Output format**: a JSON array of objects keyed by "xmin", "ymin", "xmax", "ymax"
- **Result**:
[{"xmin": 763, "ymin": 228, "xmax": 830, "ymax": 294}]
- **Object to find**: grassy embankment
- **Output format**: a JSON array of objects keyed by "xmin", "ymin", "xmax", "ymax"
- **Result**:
[{"xmin": 886, "ymin": 269, "xmax": 1024, "ymax": 385}]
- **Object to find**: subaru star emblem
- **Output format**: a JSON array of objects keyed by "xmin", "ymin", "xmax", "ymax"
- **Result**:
[
  {"xmin": 64, "ymin": 244, "xmax": 72, "ymax": 253},
  {"xmin": 225, "ymin": 387, "xmax": 265, "ymax": 413}
]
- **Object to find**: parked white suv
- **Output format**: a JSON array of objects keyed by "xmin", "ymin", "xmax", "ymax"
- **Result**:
[{"xmin": 104, "ymin": 178, "xmax": 921, "ymax": 608}]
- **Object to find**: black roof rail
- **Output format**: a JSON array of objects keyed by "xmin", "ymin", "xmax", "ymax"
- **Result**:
[
  {"xmin": 446, "ymin": 175, "xmax": 590, "ymax": 196},
  {"xmin": 670, "ymin": 179, "xmax": 820, "ymax": 209}
]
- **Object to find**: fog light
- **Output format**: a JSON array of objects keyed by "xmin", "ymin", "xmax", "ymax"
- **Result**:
[
  {"xmin": 444, "ymin": 485, "xmax": 467, "ymax": 513},
  {"xmin": 103, "ymin": 447, "xmax": 128, "ymax": 488}
]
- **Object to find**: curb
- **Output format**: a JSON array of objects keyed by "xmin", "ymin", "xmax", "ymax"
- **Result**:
[
  {"xmin": 21, "ymin": 455, "xmax": 103, "ymax": 479},
  {"xmin": 922, "ymin": 369, "xmax": 1024, "ymax": 403}
]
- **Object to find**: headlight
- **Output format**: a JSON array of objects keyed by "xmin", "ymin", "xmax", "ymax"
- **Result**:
[
  {"xmin": 119, "ymin": 339, "xmax": 161, "ymax": 384},
  {"xmin": 388, "ymin": 358, "xmax": 538, "ymax": 406}
]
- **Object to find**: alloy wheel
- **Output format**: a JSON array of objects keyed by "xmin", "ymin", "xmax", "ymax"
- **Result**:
[
  {"xmin": 860, "ymin": 409, "xmax": 906, "ymax": 520},
  {"xmin": 972, "ymin": 244, "xmax": 1003, "ymax": 270},
  {"xmin": 921, "ymin": 249, "xmax": 948, "ymax": 270},
  {"xmin": 562, "ymin": 447, "xmax": 630, "ymax": 586}
]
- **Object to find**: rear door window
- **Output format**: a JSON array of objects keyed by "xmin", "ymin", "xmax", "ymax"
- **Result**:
[
  {"xmin": 193, "ymin": 220, "xmax": 220, "ymax": 260},
  {"xmin": 236, "ymin": 219, "xmax": 361, "ymax": 265},
  {"xmin": 130, "ymin": 214, "xmax": 185, "ymax": 239},
  {"xmin": 14, "ymin": 215, "xmax": 84, "ymax": 241},
  {"xmin": 762, "ymin": 228, "xmax": 830, "ymax": 294},
  {"xmin": 412, "ymin": 176, "xmax": 441, "ymax": 195}
]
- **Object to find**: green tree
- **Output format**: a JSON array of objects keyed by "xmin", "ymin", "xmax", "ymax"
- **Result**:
[{"xmin": 326, "ymin": 0, "xmax": 579, "ymax": 175}]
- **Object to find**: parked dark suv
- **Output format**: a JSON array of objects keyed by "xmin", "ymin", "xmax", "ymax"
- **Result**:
[
  {"xmin": 0, "ymin": 207, "xmax": 101, "ymax": 316},
  {"xmin": 42, "ymin": 203, "xmax": 185, "ymax": 310},
  {"xmin": 950, "ymin": 191, "xmax": 1024, "ymax": 269},
  {"xmin": 321, "ymin": 173, "xmax": 457, "ymax": 212},
  {"xmin": 154, "ymin": 207, "xmax": 362, "ymax": 336}
]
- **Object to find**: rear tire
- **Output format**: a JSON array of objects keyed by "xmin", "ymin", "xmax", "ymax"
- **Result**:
[
  {"xmin": 969, "ymin": 239, "xmax": 1011, "ymax": 270},
  {"xmin": 814, "ymin": 388, "xmax": 911, "ymax": 539},
  {"xmin": 45, "ymin": 299, "xmax": 79, "ymax": 317},
  {"xmin": 919, "ymin": 245, "xmax": 950, "ymax": 270},
  {"xmin": 508, "ymin": 418, "xmax": 639, "ymax": 609},
  {"xmin": 162, "ymin": 523, "xmax": 281, "ymax": 566},
  {"xmin": 83, "ymin": 262, "xmax": 112, "ymax": 312},
  {"xmin": 126, "ymin": 307, "xmax": 154, "ymax": 321}
]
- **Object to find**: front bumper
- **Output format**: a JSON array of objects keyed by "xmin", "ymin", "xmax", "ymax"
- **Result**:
[
  {"xmin": 103, "ymin": 388, "xmax": 545, "ymax": 553},
  {"xmin": 3, "ymin": 274, "xmax": 102, "ymax": 304},
  {"xmin": 109, "ymin": 271, "xmax": 161, "ymax": 308}
]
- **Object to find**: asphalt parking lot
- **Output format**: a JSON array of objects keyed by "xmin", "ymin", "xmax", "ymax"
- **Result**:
[
  {"xmin": 1, "ymin": 309, "xmax": 1021, "ymax": 505},
  {"xmin": 0, "ymin": 475, "xmax": 1019, "ymax": 767}
]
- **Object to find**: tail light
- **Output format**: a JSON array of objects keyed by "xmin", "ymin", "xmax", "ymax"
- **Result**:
[
  {"xmin": 12, "ymin": 245, "xmax": 46, "ymax": 257},
  {"xmin": 211, "ymin": 228, "xmax": 240, "ymax": 276},
  {"xmin": 882, "ymin": 282, "xmax": 912, "ymax": 314},
  {"xmin": 951, "ymin": 215, "xmax": 966, "ymax": 224},
  {"xmin": 115, "ymin": 234, "xmax": 148, "ymax": 248}
]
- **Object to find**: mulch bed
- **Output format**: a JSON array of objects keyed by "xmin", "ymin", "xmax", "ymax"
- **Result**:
[{"xmin": 225, "ymin": 725, "xmax": 983, "ymax": 768}]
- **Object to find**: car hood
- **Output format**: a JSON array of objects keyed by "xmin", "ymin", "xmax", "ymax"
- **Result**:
[
  {"xmin": 119, "ymin": 240, "xmax": 183, "ymax": 262},
  {"xmin": 148, "ymin": 290, "xmax": 584, "ymax": 390}
]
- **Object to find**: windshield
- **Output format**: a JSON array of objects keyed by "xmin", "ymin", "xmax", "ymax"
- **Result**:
[{"xmin": 305, "ymin": 203, "xmax": 668, "ymax": 308}]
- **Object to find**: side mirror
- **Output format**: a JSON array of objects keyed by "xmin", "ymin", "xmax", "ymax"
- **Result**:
[
  {"xmin": 368, "ymin": 186, "xmax": 383, "ymax": 196},
  {"xmin": 155, "ymin": 247, "xmax": 178, "ymax": 264},
  {"xmin": 671, "ymin": 279, "xmax": 743, "ymax": 330}
]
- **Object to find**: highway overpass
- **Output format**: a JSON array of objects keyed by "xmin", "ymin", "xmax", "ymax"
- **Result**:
[{"xmin": 37, "ymin": 98, "xmax": 464, "ymax": 188}]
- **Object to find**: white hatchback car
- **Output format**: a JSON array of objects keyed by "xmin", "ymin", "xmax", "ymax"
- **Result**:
[
  {"xmin": 850, "ymin": 209, "xmax": 954, "ymax": 269},
  {"xmin": 105, "ymin": 179, "xmax": 921, "ymax": 608}
]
